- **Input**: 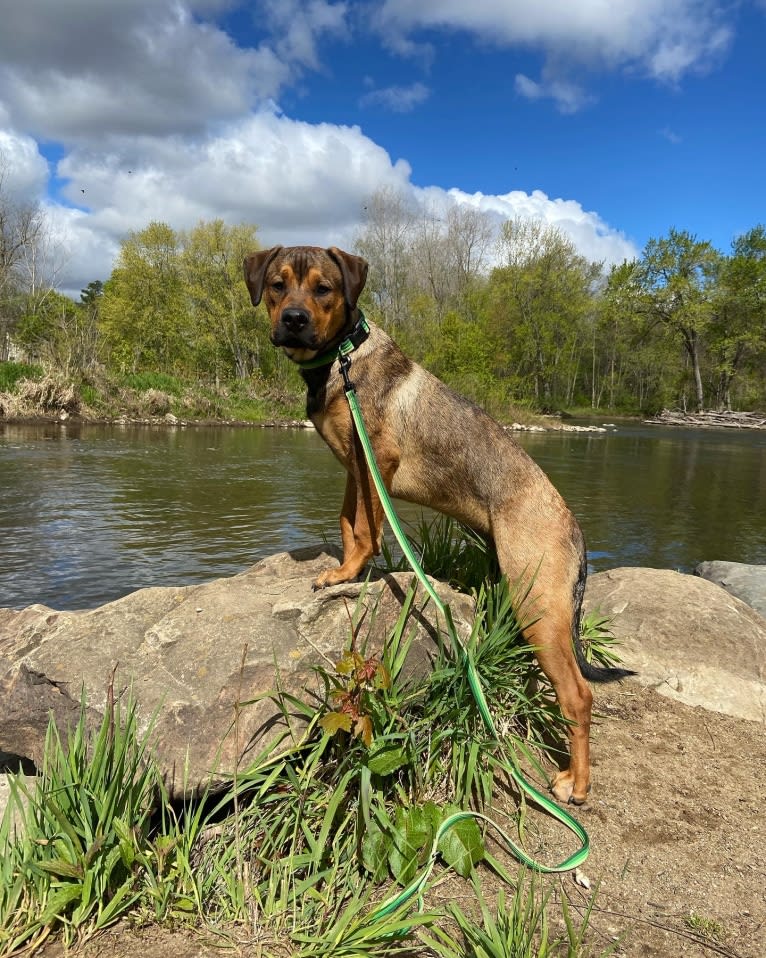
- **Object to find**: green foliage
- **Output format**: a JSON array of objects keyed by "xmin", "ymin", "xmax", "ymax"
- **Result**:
[
  {"xmin": 0, "ymin": 520, "xmax": 619, "ymax": 953},
  {"xmin": 121, "ymin": 371, "xmax": 183, "ymax": 395},
  {"xmin": 5, "ymin": 206, "xmax": 766, "ymax": 416},
  {"xmin": 0, "ymin": 360, "xmax": 41, "ymax": 390},
  {"xmin": 0, "ymin": 689, "xmax": 159, "ymax": 951}
]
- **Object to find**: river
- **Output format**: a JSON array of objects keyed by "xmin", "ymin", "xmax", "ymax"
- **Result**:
[{"xmin": 1, "ymin": 419, "xmax": 765, "ymax": 611}]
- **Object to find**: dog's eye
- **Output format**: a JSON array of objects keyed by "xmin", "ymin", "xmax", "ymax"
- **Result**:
[
  {"xmin": 315, "ymin": 283, "xmax": 332, "ymax": 296},
  {"xmin": 270, "ymin": 279, "xmax": 284, "ymax": 292}
]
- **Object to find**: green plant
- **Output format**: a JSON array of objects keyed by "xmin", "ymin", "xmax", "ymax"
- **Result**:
[
  {"xmin": 377, "ymin": 514, "xmax": 499, "ymax": 595},
  {"xmin": 1, "ymin": 518, "xmax": 624, "ymax": 955},
  {"xmin": 579, "ymin": 610, "xmax": 624, "ymax": 671},
  {"xmin": 0, "ymin": 686, "xmax": 161, "ymax": 952},
  {"xmin": 683, "ymin": 910, "xmax": 726, "ymax": 942},
  {"xmin": 121, "ymin": 371, "xmax": 183, "ymax": 395},
  {"xmin": 0, "ymin": 361, "xmax": 43, "ymax": 391}
]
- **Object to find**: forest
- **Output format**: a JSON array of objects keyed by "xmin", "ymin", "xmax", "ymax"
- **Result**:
[{"xmin": 1, "ymin": 182, "xmax": 765, "ymax": 421}]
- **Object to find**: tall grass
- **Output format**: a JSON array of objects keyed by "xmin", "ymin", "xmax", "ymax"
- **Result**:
[{"xmin": 0, "ymin": 516, "xmax": 623, "ymax": 955}]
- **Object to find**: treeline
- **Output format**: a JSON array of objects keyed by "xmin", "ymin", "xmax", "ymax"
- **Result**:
[{"xmin": 1, "ymin": 180, "xmax": 765, "ymax": 418}]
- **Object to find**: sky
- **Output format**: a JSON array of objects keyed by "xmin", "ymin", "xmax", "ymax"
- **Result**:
[{"xmin": 0, "ymin": 0, "xmax": 764, "ymax": 298}]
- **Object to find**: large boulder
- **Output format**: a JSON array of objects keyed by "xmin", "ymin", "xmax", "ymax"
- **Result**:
[
  {"xmin": 584, "ymin": 567, "xmax": 766, "ymax": 722},
  {"xmin": 694, "ymin": 560, "xmax": 766, "ymax": 619},
  {"xmin": 0, "ymin": 547, "xmax": 474, "ymax": 798}
]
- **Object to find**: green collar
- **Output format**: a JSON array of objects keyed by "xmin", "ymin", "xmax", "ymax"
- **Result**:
[{"xmin": 294, "ymin": 312, "xmax": 370, "ymax": 371}]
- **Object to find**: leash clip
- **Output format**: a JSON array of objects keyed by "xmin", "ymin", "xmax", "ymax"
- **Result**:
[{"xmin": 339, "ymin": 353, "xmax": 355, "ymax": 392}]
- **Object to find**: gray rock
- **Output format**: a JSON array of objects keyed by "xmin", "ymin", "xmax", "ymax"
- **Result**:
[
  {"xmin": 0, "ymin": 546, "xmax": 474, "ymax": 799},
  {"xmin": 694, "ymin": 560, "xmax": 766, "ymax": 619},
  {"xmin": 584, "ymin": 567, "xmax": 766, "ymax": 722}
]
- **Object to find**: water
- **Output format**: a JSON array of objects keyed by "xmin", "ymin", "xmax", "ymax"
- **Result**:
[{"xmin": 1, "ymin": 419, "xmax": 765, "ymax": 611}]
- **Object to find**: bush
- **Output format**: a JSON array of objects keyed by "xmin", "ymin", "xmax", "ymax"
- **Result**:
[{"xmin": 0, "ymin": 361, "xmax": 42, "ymax": 391}]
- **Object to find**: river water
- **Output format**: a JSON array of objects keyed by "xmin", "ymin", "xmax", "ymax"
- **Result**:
[{"xmin": 1, "ymin": 419, "xmax": 765, "ymax": 611}]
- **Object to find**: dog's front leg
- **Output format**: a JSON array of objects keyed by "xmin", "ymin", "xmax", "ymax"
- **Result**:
[{"xmin": 314, "ymin": 452, "xmax": 396, "ymax": 589}]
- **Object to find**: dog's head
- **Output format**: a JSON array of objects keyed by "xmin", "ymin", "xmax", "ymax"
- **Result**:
[{"xmin": 243, "ymin": 245, "xmax": 368, "ymax": 362}]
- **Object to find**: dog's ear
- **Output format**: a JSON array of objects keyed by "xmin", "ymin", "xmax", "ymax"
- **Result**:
[
  {"xmin": 327, "ymin": 247, "xmax": 369, "ymax": 308},
  {"xmin": 243, "ymin": 246, "xmax": 283, "ymax": 306}
]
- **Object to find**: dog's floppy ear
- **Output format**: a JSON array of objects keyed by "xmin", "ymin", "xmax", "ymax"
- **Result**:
[
  {"xmin": 243, "ymin": 246, "xmax": 283, "ymax": 306},
  {"xmin": 327, "ymin": 247, "xmax": 368, "ymax": 308}
]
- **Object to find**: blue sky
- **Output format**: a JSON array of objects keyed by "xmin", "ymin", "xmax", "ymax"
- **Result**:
[{"xmin": 0, "ymin": 0, "xmax": 764, "ymax": 295}]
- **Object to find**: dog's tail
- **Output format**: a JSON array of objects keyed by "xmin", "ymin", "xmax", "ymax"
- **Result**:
[
  {"xmin": 572, "ymin": 548, "xmax": 636, "ymax": 683},
  {"xmin": 573, "ymin": 638, "xmax": 636, "ymax": 683}
]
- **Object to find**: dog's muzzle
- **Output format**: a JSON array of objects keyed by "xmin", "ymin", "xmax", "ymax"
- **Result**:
[{"xmin": 272, "ymin": 308, "xmax": 316, "ymax": 348}]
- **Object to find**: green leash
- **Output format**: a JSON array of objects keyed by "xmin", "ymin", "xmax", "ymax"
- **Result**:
[{"xmin": 331, "ymin": 350, "xmax": 590, "ymax": 896}]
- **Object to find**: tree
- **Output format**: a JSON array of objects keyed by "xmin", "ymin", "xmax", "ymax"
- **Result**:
[
  {"xmin": 709, "ymin": 225, "xmax": 766, "ymax": 408},
  {"xmin": 0, "ymin": 158, "xmax": 50, "ymax": 360},
  {"xmin": 491, "ymin": 218, "xmax": 601, "ymax": 406},
  {"xmin": 180, "ymin": 220, "xmax": 261, "ymax": 380},
  {"xmin": 99, "ymin": 222, "xmax": 187, "ymax": 374},
  {"xmin": 635, "ymin": 229, "xmax": 720, "ymax": 412},
  {"xmin": 356, "ymin": 187, "xmax": 415, "ymax": 329}
]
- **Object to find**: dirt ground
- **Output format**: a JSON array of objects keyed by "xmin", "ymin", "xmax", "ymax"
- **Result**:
[{"xmin": 37, "ymin": 679, "xmax": 764, "ymax": 958}]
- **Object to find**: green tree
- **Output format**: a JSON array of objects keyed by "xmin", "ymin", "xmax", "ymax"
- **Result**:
[
  {"xmin": 180, "ymin": 219, "xmax": 261, "ymax": 380},
  {"xmin": 99, "ymin": 222, "xmax": 187, "ymax": 374},
  {"xmin": 490, "ymin": 218, "xmax": 601, "ymax": 406},
  {"xmin": 710, "ymin": 225, "xmax": 766, "ymax": 408},
  {"xmin": 14, "ymin": 283, "xmax": 103, "ymax": 377},
  {"xmin": 635, "ymin": 229, "xmax": 720, "ymax": 412}
]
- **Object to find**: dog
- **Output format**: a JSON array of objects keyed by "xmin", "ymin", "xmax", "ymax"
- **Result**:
[{"xmin": 243, "ymin": 244, "xmax": 632, "ymax": 804}]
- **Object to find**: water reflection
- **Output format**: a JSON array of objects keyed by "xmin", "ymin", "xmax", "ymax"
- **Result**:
[{"xmin": 1, "ymin": 420, "xmax": 765, "ymax": 610}]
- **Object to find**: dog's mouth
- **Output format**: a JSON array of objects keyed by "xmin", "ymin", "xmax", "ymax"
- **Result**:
[{"xmin": 271, "ymin": 325, "xmax": 318, "ymax": 349}]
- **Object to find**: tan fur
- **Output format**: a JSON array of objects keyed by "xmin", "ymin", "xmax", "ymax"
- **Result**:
[{"xmin": 244, "ymin": 244, "xmax": 619, "ymax": 805}]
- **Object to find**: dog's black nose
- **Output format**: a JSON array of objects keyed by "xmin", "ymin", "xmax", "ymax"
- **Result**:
[{"xmin": 281, "ymin": 308, "xmax": 310, "ymax": 333}]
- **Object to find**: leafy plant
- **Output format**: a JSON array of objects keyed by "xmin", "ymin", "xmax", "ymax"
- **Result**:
[{"xmin": 0, "ymin": 686, "xmax": 161, "ymax": 952}]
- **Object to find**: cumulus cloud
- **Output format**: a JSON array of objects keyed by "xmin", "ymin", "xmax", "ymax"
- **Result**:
[
  {"xmin": 416, "ymin": 185, "xmax": 638, "ymax": 267},
  {"xmin": 376, "ymin": 0, "xmax": 734, "ymax": 100},
  {"xmin": 0, "ymin": 0, "xmax": 642, "ymax": 295},
  {"xmin": 0, "ymin": 129, "xmax": 50, "ymax": 202},
  {"xmin": 0, "ymin": 0, "xmax": 348, "ymax": 143},
  {"xmin": 21, "ymin": 104, "xmax": 636, "ymax": 295}
]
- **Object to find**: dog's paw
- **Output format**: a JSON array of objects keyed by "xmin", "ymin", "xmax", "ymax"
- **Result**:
[
  {"xmin": 551, "ymin": 770, "xmax": 589, "ymax": 805},
  {"xmin": 312, "ymin": 567, "xmax": 351, "ymax": 589},
  {"xmin": 312, "ymin": 570, "xmax": 334, "ymax": 590}
]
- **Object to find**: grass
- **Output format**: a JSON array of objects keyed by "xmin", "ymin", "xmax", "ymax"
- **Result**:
[
  {"xmin": 0, "ymin": 517, "xmax": 625, "ymax": 956},
  {"xmin": 0, "ymin": 361, "xmax": 43, "ymax": 392},
  {"xmin": 0, "ymin": 363, "xmax": 305, "ymax": 424}
]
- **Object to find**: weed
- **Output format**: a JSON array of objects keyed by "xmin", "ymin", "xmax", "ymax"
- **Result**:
[{"xmin": 684, "ymin": 910, "xmax": 726, "ymax": 942}]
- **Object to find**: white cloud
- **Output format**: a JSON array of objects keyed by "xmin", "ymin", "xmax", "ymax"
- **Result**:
[
  {"xmin": 0, "ymin": 0, "xmax": 348, "ymax": 143},
  {"xmin": 0, "ymin": 129, "xmax": 49, "ymax": 202},
  {"xmin": 514, "ymin": 74, "xmax": 593, "ymax": 114},
  {"xmin": 24, "ymin": 106, "xmax": 636, "ymax": 295},
  {"xmin": 359, "ymin": 82, "xmax": 430, "ymax": 113},
  {"xmin": 0, "ymin": 0, "xmax": 641, "ymax": 297},
  {"xmin": 376, "ymin": 0, "xmax": 734, "ymax": 104},
  {"xmin": 417, "ymin": 185, "xmax": 638, "ymax": 267}
]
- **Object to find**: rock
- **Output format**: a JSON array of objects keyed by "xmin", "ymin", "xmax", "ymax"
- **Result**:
[
  {"xmin": 584, "ymin": 567, "xmax": 766, "ymax": 722},
  {"xmin": 0, "ymin": 547, "xmax": 473, "ymax": 799},
  {"xmin": 694, "ymin": 560, "xmax": 766, "ymax": 619}
]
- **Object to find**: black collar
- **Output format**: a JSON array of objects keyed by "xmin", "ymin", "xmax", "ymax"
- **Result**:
[{"xmin": 294, "ymin": 311, "xmax": 370, "ymax": 371}]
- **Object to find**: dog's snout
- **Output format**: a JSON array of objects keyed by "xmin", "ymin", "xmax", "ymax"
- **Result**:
[{"xmin": 281, "ymin": 308, "xmax": 310, "ymax": 333}]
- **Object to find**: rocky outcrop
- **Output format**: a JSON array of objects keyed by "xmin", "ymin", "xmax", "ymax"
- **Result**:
[
  {"xmin": 0, "ymin": 547, "xmax": 474, "ymax": 798},
  {"xmin": 694, "ymin": 560, "xmax": 766, "ymax": 619},
  {"xmin": 584, "ymin": 566, "xmax": 766, "ymax": 722},
  {"xmin": 2, "ymin": 555, "xmax": 765, "ymax": 806}
]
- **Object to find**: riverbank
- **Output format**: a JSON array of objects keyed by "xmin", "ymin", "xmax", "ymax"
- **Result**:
[
  {"xmin": 644, "ymin": 408, "xmax": 766, "ymax": 430},
  {"xmin": 0, "ymin": 361, "xmax": 633, "ymax": 433}
]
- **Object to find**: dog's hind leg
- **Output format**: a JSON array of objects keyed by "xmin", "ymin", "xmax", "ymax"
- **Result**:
[{"xmin": 493, "ymin": 512, "xmax": 593, "ymax": 804}]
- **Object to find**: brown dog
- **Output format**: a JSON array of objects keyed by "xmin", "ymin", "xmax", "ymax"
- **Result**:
[{"xmin": 244, "ymin": 244, "xmax": 631, "ymax": 804}]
